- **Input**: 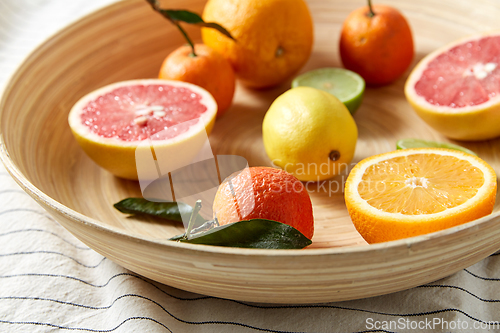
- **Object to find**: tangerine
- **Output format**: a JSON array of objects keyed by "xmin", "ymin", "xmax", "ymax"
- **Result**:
[
  {"xmin": 213, "ymin": 167, "xmax": 314, "ymax": 239},
  {"xmin": 159, "ymin": 44, "xmax": 235, "ymax": 117},
  {"xmin": 339, "ymin": 3, "xmax": 414, "ymax": 85}
]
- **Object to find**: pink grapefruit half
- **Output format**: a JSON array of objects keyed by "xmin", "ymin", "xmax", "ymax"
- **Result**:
[
  {"xmin": 405, "ymin": 31, "xmax": 500, "ymax": 141},
  {"xmin": 68, "ymin": 79, "xmax": 217, "ymax": 180}
]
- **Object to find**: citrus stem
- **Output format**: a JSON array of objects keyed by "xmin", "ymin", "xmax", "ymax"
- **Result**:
[
  {"xmin": 175, "ymin": 23, "xmax": 197, "ymax": 57},
  {"xmin": 367, "ymin": 0, "xmax": 375, "ymax": 17},
  {"xmin": 185, "ymin": 200, "xmax": 202, "ymax": 239},
  {"xmin": 146, "ymin": 0, "xmax": 197, "ymax": 57}
]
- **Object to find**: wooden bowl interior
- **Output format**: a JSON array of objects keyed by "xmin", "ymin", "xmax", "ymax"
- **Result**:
[{"xmin": 1, "ymin": 0, "xmax": 500, "ymax": 252}]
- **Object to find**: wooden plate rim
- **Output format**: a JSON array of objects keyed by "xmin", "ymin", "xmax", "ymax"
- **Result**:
[
  {"xmin": 0, "ymin": 0, "xmax": 499, "ymax": 259},
  {"xmin": 1, "ymin": 135, "xmax": 499, "ymax": 257}
]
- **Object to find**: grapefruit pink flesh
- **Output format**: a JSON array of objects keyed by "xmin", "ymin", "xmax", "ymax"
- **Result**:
[
  {"xmin": 414, "ymin": 36, "xmax": 500, "ymax": 108},
  {"xmin": 80, "ymin": 84, "xmax": 207, "ymax": 142},
  {"xmin": 69, "ymin": 79, "xmax": 217, "ymax": 179},
  {"xmin": 405, "ymin": 32, "xmax": 500, "ymax": 141}
]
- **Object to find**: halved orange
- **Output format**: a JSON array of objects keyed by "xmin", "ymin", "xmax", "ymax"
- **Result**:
[{"xmin": 345, "ymin": 148, "xmax": 497, "ymax": 243}]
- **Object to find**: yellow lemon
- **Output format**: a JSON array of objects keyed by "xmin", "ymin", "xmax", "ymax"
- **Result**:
[{"xmin": 262, "ymin": 87, "xmax": 358, "ymax": 181}]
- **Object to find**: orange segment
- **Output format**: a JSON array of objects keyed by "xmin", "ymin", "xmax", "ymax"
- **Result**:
[{"xmin": 345, "ymin": 148, "xmax": 497, "ymax": 243}]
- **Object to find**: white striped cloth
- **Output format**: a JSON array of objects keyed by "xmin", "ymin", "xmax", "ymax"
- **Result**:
[{"xmin": 1, "ymin": 1, "xmax": 500, "ymax": 332}]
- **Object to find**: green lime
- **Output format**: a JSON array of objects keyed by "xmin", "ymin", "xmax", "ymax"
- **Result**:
[
  {"xmin": 291, "ymin": 68, "xmax": 365, "ymax": 114},
  {"xmin": 396, "ymin": 138, "xmax": 477, "ymax": 156}
]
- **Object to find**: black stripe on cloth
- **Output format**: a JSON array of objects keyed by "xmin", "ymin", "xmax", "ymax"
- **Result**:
[
  {"xmin": 0, "ymin": 315, "xmax": 305, "ymax": 333},
  {"xmin": 0, "ymin": 272, "xmax": 212, "ymax": 300},
  {"xmin": 0, "ymin": 317, "xmax": 173, "ymax": 333},
  {"xmin": 2, "ymin": 271, "xmax": 500, "ymax": 325},
  {"xmin": 0, "ymin": 228, "xmax": 91, "ymax": 250},
  {"xmin": 1, "ymin": 274, "xmax": 499, "ymax": 328},
  {"xmin": 0, "ymin": 251, "xmax": 105, "ymax": 268},
  {"xmin": 418, "ymin": 284, "xmax": 500, "ymax": 303},
  {"xmin": 0, "ymin": 295, "xmax": 305, "ymax": 333},
  {"xmin": 464, "ymin": 269, "xmax": 500, "ymax": 281},
  {"xmin": 1, "ymin": 294, "xmax": 498, "ymax": 333}
]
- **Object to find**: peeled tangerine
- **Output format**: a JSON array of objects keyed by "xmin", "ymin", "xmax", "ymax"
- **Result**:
[{"xmin": 344, "ymin": 148, "xmax": 497, "ymax": 243}]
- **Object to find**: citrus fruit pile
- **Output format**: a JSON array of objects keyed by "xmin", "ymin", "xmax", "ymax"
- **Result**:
[
  {"xmin": 213, "ymin": 167, "xmax": 314, "ymax": 239},
  {"xmin": 405, "ymin": 32, "xmax": 500, "ymax": 141},
  {"xmin": 345, "ymin": 148, "xmax": 497, "ymax": 243},
  {"xmin": 69, "ymin": 0, "xmax": 499, "ymax": 247},
  {"xmin": 68, "ymin": 79, "xmax": 217, "ymax": 180}
]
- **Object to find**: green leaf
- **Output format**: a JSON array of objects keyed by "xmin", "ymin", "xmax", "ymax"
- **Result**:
[
  {"xmin": 114, "ymin": 198, "xmax": 206, "ymax": 226},
  {"xmin": 161, "ymin": 9, "xmax": 235, "ymax": 41},
  {"xmin": 164, "ymin": 9, "xmax": 204, "ymax": 24},
  {"xmin": 396, "ymin": 138, "xmax": 477, "ymax": 156},
  {"xmin": 170, "ymin": 219, "xmax": 312, "ymax": 249}
]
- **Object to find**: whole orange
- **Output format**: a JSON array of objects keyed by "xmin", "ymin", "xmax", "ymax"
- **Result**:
[
  {"xmin": 213, "ymin": 167, "xmax": 314, "ymax": 239},
  {"xmin": 201, "ymin": 0, "xmax": 314, "ymax": 89},
  {"xmin": 339, "ymin": 4, "xmax": 414, "ymax": 86},
  {"xmin": 159, "ymin": 44, "xmax": 235, "ymax": 117}
]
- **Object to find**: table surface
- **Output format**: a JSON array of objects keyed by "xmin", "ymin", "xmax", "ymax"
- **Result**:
[{"xmin": 1, "ymin": 0, "xmax": 500, "ymax": 332}]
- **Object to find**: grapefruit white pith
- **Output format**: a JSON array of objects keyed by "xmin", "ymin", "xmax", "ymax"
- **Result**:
[
  {"xmin": 405, "ymin": 32, "xmax": 500, "ymax": 141},
  {"xmin": 68, "ymin": 79, "xmax": 217, "ymax": 180}
]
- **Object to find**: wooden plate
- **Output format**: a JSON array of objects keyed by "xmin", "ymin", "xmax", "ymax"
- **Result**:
[{"xmin": 1, "ymin": 0, "xmax": 500, "ymax": 304}]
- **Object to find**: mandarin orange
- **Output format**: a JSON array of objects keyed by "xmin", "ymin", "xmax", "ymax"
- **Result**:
[
  {"xmin": 339, "ymin": 3, "xmax": 414, "ymax": 85},
  {"xmin": 213, "ymin": 167, "xmax": 314, "ymax": 239},
  {"xmin": 159, "ymin": 44, "xmax": 235, "ymax": 117}
]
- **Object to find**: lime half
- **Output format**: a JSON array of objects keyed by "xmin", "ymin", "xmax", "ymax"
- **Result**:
[
  {"xmin": 396, "ymin": 138, "xmax": 478, "ymax": 156},
  {"xmin": 292, "ymin": 68, "xmax": 365, "ymax": 114}
]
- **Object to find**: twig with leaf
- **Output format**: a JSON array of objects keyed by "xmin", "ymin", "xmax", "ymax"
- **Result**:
[
  {"xmin": 114, "ymin": 198, "xmax": 312, "ymax": 249},
  {"xmin": 146, "ymin": 0, "xmax": 235, "ymax": 56}
]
